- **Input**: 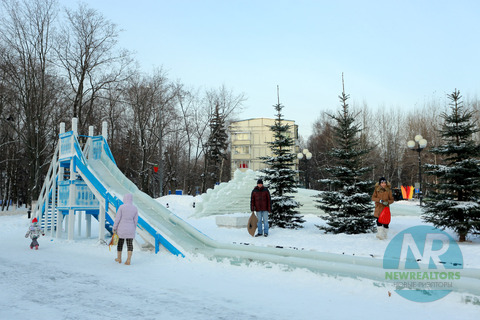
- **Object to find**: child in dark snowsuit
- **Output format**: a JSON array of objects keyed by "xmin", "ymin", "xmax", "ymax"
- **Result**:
[{"xmin": 25, "ymin": 218, "xmax": 44, "ymax": 250}]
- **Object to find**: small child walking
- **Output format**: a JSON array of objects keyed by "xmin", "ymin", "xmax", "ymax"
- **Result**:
[{"xmin": 25, "ymin": 217, "xmax": 44, "ymax": 250}]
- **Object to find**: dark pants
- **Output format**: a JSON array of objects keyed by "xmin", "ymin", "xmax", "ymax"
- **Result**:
[
  {"xmin": 376, "ymin": 218, "xmax": 389, "ymax": 228},
  {"xmin": 117, "ymin": 238, "xmax": 133, "ymax": 252},
  {"xmin": 30, "ymin": 237, "xmax": 39, "ymax": 248}
]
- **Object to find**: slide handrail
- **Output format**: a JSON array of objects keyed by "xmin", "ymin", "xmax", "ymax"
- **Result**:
[{"xmin": 73, "ymin": 155, "xmax": 183, "ymax": 257}]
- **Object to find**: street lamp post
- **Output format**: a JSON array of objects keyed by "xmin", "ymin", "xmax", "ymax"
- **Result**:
[
  {"xmin": 158, "ymin": 106, "xmax": 163, "ymax": 197},
  {"xmin": 407, "ymin": 135, "xmax": 427, "ymax": 206},
  {"xmin": 297, "ymin": 148, "xmax": 312, "ymax": 188}
]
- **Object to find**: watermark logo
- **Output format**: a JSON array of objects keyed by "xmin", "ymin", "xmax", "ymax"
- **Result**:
[{"xmin": 383, "ymin": 225, "xmax": 463, "ymax": 302}]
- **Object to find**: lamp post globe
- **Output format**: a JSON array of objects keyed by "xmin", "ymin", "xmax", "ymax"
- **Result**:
[
  {"xmin": 297, "ymin": 149, "xmax": 312, "ymax": 188},
  {"xmin": 419, "ymin": 139, "xmax": 427, "ymax": 148},
  {"xmin": 407, "ymin": 135, "xmax": 427, "ymax": 206}
]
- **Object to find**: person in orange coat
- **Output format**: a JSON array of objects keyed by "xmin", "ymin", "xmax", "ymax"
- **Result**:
[{"xmin": 372, "ymin": 177, "xmax": 394, "ymax": 240}]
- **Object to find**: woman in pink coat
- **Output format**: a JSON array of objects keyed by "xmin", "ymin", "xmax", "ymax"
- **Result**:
[{"xmin": 113, "ymin": 193, "xmax": 138, "ymax": 265}]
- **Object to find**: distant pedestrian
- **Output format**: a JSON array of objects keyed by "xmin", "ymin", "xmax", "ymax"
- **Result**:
[
  {"xmin": 113, "ymin": 193, "xmax": 138, "ymax": 265},
  {"xmin": 25, "ymin": 217, "xmax": 44, "ymax": 250},
  {"xmin": 250, "ymin": 179, "xmax": 272, "ymax": 237},
  {"xmin": 372, "ymin": 177, "xmax": 394, "ymax": 240}
]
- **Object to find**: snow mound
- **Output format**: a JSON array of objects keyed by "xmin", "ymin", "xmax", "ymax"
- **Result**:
[{"xmin": 194, "ymin": 169, "xmax": 324, "ymax": 217}]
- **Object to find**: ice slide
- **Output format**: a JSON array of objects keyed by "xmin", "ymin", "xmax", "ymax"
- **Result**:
[
  {"xmin": 34, "ymin": 123, "xmax": 480, "ymax": 298},
  {"xmin": 73, "ymin": 139, "xmax": 480, "ymax": 298}
]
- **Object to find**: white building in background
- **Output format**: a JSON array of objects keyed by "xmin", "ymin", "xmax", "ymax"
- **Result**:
[{"xmin": 229, "ymin": 118, "xmax": 300, "ymax": 179}]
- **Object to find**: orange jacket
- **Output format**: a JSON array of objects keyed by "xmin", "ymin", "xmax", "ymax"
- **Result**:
[{"xmin": 372, "ymin": 182, "xmax": 394, "ymax": 218}]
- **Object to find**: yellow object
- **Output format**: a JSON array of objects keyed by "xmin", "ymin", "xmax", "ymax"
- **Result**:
[
  {"xmin": 401, "ymin": 186, "xmax": 407, "ymax": 199},
  {"xmin": 408, "ymin": 186, "xmax": 414, "ymax": 199},
  {"xmin": 108, "ymin": 233, "xmax": 119, "ymax": 251},
  {"xmin": 401, "ymin": 185, "xmax": 414, "ymax": 199}
]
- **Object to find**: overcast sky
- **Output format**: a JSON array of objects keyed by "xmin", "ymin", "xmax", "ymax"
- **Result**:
[{"xmin": 60, "ymin": 0, "xmax": 480, "ymax": 138}]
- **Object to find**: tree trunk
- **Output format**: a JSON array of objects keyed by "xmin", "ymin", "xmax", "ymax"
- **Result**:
[{"xmin": 218, "ymin": 158, "xmax": 224, "ymax": 183}]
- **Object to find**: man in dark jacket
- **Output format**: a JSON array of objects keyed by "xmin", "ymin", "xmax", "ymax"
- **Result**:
[{"xmin": 250, "ymin": 179, "xmax": 271, "ymax": 237}]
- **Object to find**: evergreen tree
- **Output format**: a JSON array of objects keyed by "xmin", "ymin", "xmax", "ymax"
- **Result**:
[
  {"xmin": 315, "ymin": 78, "xmax": 375, "ymax": 234},
  {"xmin": 422, "ymin": 89, "xmax": 480, "ymax": 242},
  {"xmin": 260, "ymin": 95, "xmax": 305, "ymax": 229},
  {"xmin": 205, "ymin": 103, "xmax": 229, "ymax": 186}
]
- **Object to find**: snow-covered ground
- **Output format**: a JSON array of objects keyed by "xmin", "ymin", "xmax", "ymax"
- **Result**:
[{"xmin": 1, "ymin": 198, "xmax": 479, "ymax": 320}]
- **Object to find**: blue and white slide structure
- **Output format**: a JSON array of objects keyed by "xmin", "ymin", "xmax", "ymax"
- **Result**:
[{"xmin": 33, "ymin": 119, "xmax": 480, "ymax": 297}]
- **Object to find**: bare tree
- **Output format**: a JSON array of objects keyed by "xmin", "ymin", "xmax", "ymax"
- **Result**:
[
  {"xmin": 97, "ymin": 83, "xmax": 128, "ymax": 145},
  {"xmin": 120, "ymin": 69, "xmax": 181, "ymax": 195},
  {"xmin": 401, "ymin": 100, "xmax": 445, "ymax": 194},
  {"xmin": 201, "ymin": 85, "xmax": 245, "ymax": 191},
  {"xmin": 467, "ymin": 97, "xmax": 480, "ymax": 142},
  {"xmin": 177, "ymin": 88, "xmax": 207, "ymax": 194},
  {"xmin": 307, "ymin": 111, "xmax": 335, "ymax": 190},
  {"xmin": 150, "ymin": 72, "xmax": 182, "ymax": 196},
  {"xmin": 352, "ymin": 100, "xmax": 379, "ymax": 181},
  {"xmin": 372, "ymin": 105, "xmax": 407, "ymax": 186},
  {"xmin": 0, "ymin": 75, "xmax": 18, "ymax": 210},
  {"xmin": 123, "ymin": 75, "xmax": 157, "ymax": 192},
  {"xmin": 55, "ymin": 2, "xmax": 132, "ymax": 133},
  {"xmin": 0, "ymin": 0, "xmax": 60, "ymax": 205}
]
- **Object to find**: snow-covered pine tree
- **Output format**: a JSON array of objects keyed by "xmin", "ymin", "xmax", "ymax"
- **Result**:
[
  {"xmin": 315, "ymin": 76, "xmax": 375, "ymax": 234},
  {"xmin": 260, "ymin": 93, "xmax": 305, "ymax": 229},
  {"xmin": 205, "ymin": 103, "xmax": 229, "ymax": 187},
  {"xmin": 422, "ymin": 89, "xmax": 480, "ymax": 242}
]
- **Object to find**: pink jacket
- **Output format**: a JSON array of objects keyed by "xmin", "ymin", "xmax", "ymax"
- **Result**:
[{"xmin": 113, "ymin": 194, "xmax": 138, "ymax": 239}]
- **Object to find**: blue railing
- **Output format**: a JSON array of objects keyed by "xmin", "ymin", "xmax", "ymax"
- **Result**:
[
  {"xmin": 73, "ymin": 156, "xmax": 183, "ymax": 257},
  {"xmin": 101, "ymin": 137, "xmax": 116, "ymax": 165},
  {"xmin": 51, "ymin": 131, "xmax": 183, "ymax": 256}
]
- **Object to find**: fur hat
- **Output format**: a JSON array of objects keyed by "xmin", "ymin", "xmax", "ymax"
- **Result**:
[
  {"xmin": 257, "ymin": 179, "xmax": 263, "ymax": 185},
  {"xmin": 379, "ymin": 177, "xmax": 387, "ymax": 184}
]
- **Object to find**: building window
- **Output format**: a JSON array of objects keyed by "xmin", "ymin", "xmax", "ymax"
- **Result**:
[
  {"xmin": 234, "ymin": 145, "xmax": 250, "ymax": 154},
  {"xmin": 233, "ymin": 132, "xmax": 250, "ymax": 141},
  {"xmin": 238, "ymin": 161, "xmax": 248, "ymax": 168}
]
